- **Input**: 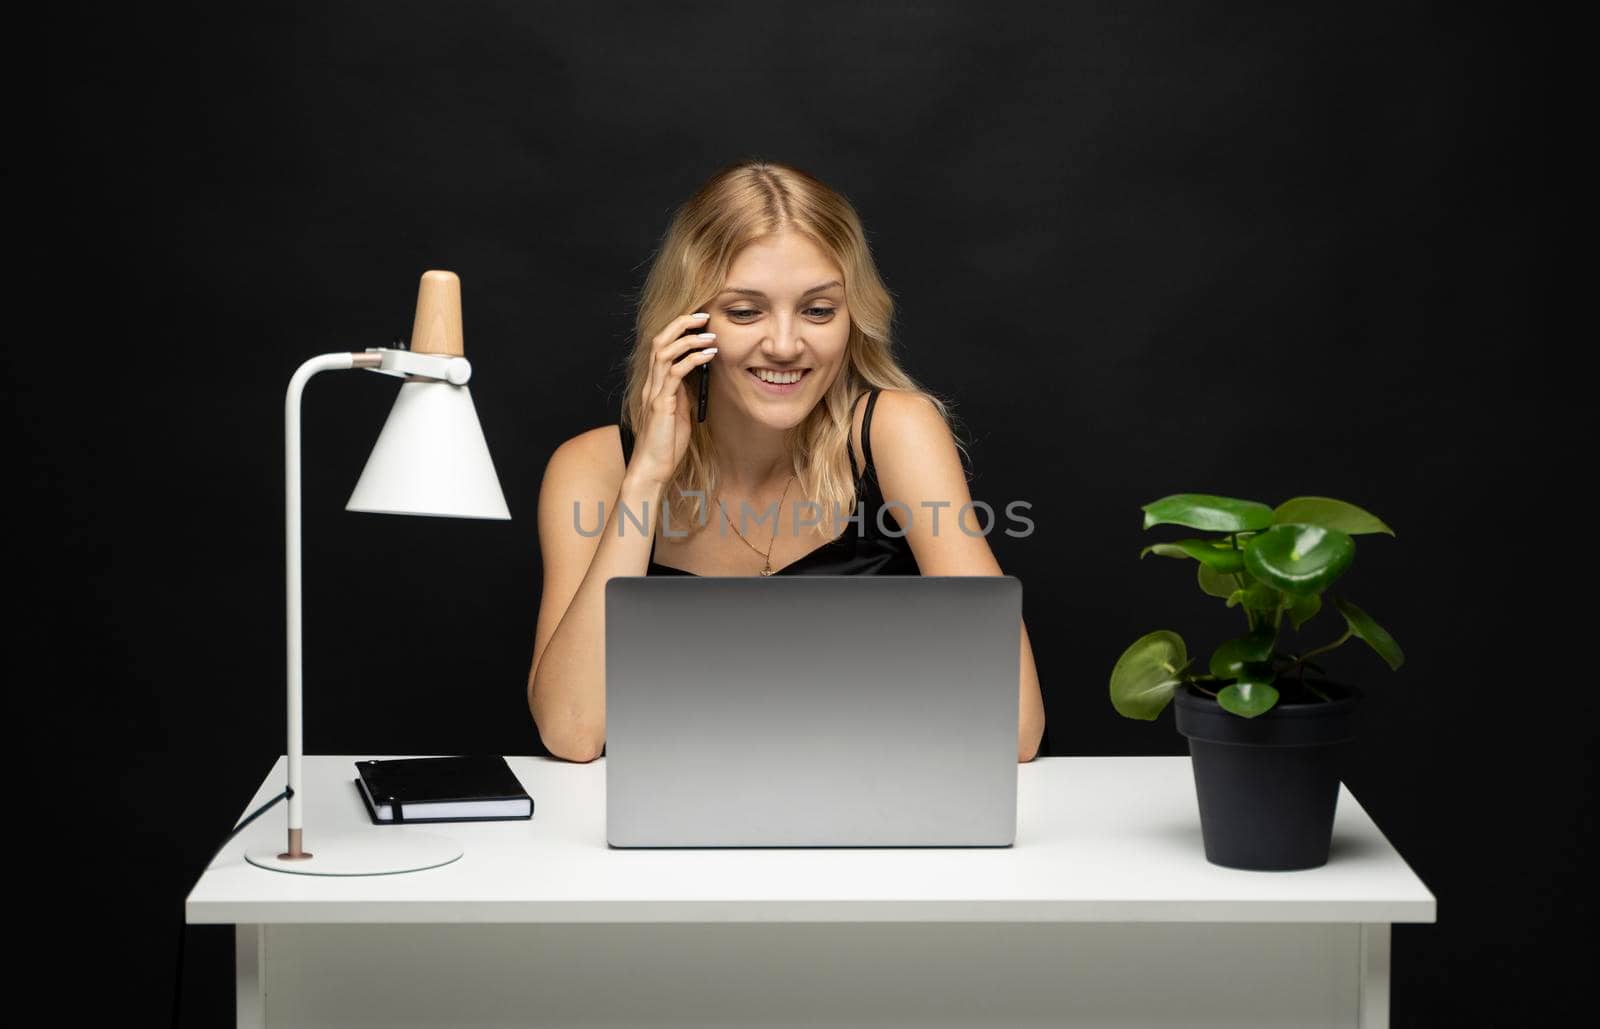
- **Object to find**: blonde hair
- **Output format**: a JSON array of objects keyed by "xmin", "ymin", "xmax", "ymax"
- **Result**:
[{"xmin": 619, "ymin": 158, "xmax": 970, "ymax": 541}]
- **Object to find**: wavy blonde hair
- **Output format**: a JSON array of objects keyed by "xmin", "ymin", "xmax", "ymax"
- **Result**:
[{"xmin": 619, "ymin": 158, "xmax": 970, "ymax": 541}]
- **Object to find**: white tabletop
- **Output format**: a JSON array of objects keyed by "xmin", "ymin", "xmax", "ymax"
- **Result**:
[{"xmin": 186, "ymin": 754, "xmax": 1436, "ymax": 925}]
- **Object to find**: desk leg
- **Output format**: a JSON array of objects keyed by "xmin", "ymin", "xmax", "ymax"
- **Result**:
[
  {"xmin": 236, "ymin": 924, "xmax": 265, "ymax": 1029},
  {"xmin": 1359, "ymin": 923, "xmax": 1391, "ymax": 1029}
]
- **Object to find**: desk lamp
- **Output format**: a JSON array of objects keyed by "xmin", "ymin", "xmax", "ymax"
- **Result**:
[{"xmin": 245, "ymin": 269, "xmax": 511, "ymax": 876}]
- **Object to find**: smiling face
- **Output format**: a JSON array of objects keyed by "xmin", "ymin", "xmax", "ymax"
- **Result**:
[{"xmin": 705, "ymin": 231, "xmax": 850, "ymax": 428}]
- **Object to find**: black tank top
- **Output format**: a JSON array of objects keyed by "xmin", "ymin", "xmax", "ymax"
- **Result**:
[{"xmin": 617, "ymin": 386, "xmax": 920, "ymax": 576}]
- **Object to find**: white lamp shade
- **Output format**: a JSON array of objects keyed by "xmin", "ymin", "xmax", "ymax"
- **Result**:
[{"xmin": 346, "ymin": 379, "xmax": 512, "ymax": 519}]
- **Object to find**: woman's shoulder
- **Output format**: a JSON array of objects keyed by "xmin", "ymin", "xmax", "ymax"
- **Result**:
[
  {"xmin": 864, "ymin": 388, "xmax": 952, "ymax": 446},
  {"xmin": 859, "ymin": 388, "xmax": 966, "ymax": 484},
  {"xmin": 850, "ymin": 385, "xmax": 922, "ymax": 437},
  {"xmin": 541, "ymin": 424, "xmax": 627, "ymax": 505},
  {"xmin": 554, "ymin": 422, "xmax": 627, "ymax": 464}
]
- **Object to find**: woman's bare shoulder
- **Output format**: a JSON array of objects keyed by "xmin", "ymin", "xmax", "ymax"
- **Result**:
[
  {"xmin": 866, "ymin": 388, "xmax": 951, "ymax": 447},
  {"xmin": 540, "ymin": 424, "xmax": 627, "ymax": 503}
]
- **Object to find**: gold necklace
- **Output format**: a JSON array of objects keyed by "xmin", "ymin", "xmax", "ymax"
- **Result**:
[{"xmin": 718, "ymin": 475, "xmax": 796, "ymax": 576}]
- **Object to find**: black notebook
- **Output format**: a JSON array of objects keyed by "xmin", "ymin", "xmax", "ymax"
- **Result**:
[{"xmin": 353, "ymin": 755, "xmax": 534, "ymax": 825}]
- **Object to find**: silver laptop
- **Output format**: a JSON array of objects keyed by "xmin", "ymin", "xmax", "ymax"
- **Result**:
[{"xmin": 605, "ymin": 575, "xmax": 1022, "ymax": 848}]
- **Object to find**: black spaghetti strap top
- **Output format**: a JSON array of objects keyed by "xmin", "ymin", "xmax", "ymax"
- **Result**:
[{"xmin": 617, "ymin": 387, "xmax": 920, "ymax": 576}]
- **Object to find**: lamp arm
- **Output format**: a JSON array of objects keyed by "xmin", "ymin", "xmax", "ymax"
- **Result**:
[
  {"xmin": 279, "ymin": 344, "xmax": 476, "ymax": 859},
  {"xmin": 357, "ymin": 347, "xmax": 472, "ymax": 384},
  {"xmin": 280, "ymin": 352, "xmax": 365, "ymax": 858}
]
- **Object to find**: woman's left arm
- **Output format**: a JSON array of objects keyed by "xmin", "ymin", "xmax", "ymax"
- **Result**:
[{"xmin": 869, "ymin": 390, "xmax": 1046, "ymax": 762}]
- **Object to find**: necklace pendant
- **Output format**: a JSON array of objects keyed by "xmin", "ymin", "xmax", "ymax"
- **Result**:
[{"xmin": 761, "ymin": 566, "xmax": 773, "ymax": 576}]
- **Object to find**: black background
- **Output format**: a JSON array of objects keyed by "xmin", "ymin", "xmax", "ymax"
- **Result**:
[{"xmin": 32, "ymin": 2, "xmax": 1564, "ymax": 1025}]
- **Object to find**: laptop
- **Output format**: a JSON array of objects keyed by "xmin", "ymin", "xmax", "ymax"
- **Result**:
[{"xmin": 604, "ymin": 575, "xmax": 1022, "ymax": 847}]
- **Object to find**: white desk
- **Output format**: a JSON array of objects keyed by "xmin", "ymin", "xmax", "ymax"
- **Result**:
[{"xmin": 187, "ymin": 755, "xmax": 1436, "ymax": 1028}]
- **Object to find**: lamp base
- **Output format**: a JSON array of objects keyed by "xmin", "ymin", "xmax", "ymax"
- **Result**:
[{"xmin": 246, "ymin": 830, "xmax": 463, "ymax": 876}]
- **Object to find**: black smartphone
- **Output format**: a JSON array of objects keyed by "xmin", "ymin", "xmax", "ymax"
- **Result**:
[
  {"xmin": 670, "ymin": 322, "xmax": 712, "ymax": 422},
  {"xmin": 697, "ymin": 354, "xmax": 709, "ymax": 422}
]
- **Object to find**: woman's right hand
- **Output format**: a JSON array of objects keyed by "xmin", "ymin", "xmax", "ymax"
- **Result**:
[{"xmin": 628, "ymin": 311, "xmax": 719, "ymax": 487}]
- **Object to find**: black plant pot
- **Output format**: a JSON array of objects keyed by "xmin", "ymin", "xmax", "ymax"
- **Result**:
[{"xmin": 1173, "ymin": 680, "xmax": 1362, "ymax": 871}]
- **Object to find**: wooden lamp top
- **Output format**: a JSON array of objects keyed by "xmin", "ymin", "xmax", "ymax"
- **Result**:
[{"xmin": 409, "ymin": 270, "xmax": 465, "ymax": 357}]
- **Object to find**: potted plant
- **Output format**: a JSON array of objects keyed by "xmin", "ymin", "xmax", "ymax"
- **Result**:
[{"xmin": 1109, "ymin": 494, "xmax": 1404, "ymax": 871}]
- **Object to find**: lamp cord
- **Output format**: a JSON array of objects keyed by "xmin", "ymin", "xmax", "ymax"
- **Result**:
[{"xmin": 171, "ymin": 785, "xmax": 295, "ymax": 1029}]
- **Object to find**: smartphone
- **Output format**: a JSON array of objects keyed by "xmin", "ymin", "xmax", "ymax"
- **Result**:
[
  {"xmin": 697, "ymin": 353, "xmax": 710, "ymax": 422},
  {"xmin": 672, "ymin": 320, "xmax": 712, "ymax": 422}
]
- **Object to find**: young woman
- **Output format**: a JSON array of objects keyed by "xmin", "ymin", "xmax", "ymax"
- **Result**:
[{"xmin": 528, "ymin": 159, "xmax": 1046, "ymax": 763}]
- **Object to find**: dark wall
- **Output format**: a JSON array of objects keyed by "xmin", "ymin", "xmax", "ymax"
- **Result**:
[{"xmin": 32, "ymin": 2, "xmax": 1560, "ymax": 1024}]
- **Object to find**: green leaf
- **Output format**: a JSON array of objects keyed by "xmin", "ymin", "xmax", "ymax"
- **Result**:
[
  {"xmin": 1197, "ymin": 563, "xmax": 1237, "ymax": 599},
  {"xmin": 1110, "ymin": 630, "xmax": 1190, "ymax": 720},
  {"xmin": 1273, "ymin": 497, "xmax": 1395, "ymax": 537},
  {"xmin": 1243, "ymin": 524, "xmax": 1356, "ymax": 595},
  {"xmin": 1285, "ymin": 591, "xmax": 1322, "ymax": 631},
  {"xmin": 1333, "ymin": 596, "xmax": 1405, "ymax": 670},
  {"xmin": 1225, "ymin": 581, "xmax": 1280, "ymax": 621},
  {"xmin": 1240, "ymin": 581, "xmax": 1281, "ymax": 611},
  {"xmin": 1217, "ymin": 679, "xmax": 1281, "ymax": 718},
  {"xmin": 1209, "ymin": 628, "xmax": 1277, "ymax": 679},
  {"xmin": 1139, "ymin": 538, "xmax": 1245, "ymax": 572},
  {"xmin": 1141, "ymin": 494, "xmax": 1275, "ymax": 534}
]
